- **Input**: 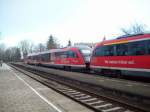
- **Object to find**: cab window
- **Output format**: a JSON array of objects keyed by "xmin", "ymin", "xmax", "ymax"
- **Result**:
[
  {"xmin": 67, "ymin": 51, "xmax": 77, "ymax": 58},
  {"xmin": 79, "ymin": 49, "xmax": 91, "ymax": 57}
]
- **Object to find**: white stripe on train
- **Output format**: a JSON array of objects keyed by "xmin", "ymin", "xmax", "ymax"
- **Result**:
[
  {"xmin": 90, "ymin": 65, "xmax": 150, "ymax": 72},
  {"xmin": 42, "ymin": 63, "xmax": 86, "ymax": 67}
]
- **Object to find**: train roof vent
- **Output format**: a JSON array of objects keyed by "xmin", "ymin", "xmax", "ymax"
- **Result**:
[{"xmin": 117, "ymin": 33, "xmax": 144, "ymax": 39}]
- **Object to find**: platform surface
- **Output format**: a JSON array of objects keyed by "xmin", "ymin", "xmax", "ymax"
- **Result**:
[{"xmin": 0, "ymin": 64, "xmax": 93, "ymax": 112}]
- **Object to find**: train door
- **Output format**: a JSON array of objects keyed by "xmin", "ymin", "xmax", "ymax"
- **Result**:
[
  {"xmin": 67, "ymin": 50, "xmax": 79, "ymax": 65},
  {"xmin": 60, "ymin": 51, "xmax": 69, "ymax": 65},
  {"xmin": 50, "ymin": 52, "xmax": 55, "ymax": 64}
]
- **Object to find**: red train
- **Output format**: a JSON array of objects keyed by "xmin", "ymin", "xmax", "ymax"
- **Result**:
[
  {"xmin": 91, "ymin": 33, "xmax": 150, "ymax": 77},
  {"xmin": 25, "ymin": 46, "xmax": 92, "ymax": 70},
  {"xmin": 25, "ymin": 33, "xmax": 150, "ymax": 78}
]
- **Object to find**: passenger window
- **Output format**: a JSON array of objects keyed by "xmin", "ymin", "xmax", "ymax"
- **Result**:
[
  {"xmin": 61, "ymin": 52, "xmax": 67, "ymax": 58},
  {"xmin": 94, "ymin": 47, "xmax": 103, "ymax": 56},
  {"xmin": 148, "ymin": 40, "xmax": 150, "ymax": 54},
  {"xmin": 103, "ymin": 45, "xmax": 114, "ymax": 56},
  {"xmin": 94, "ymin": 46, "xmax": 105, "ymax": 56},
  {"xmin": 55, "ymin": 52, "xmax": 63, "ymax": 58},
  {"xmin": 116, "ymin": 44, "xmax": 128, "ymax": 56},
  {"xmin": 94, "ymin": 45, "xmax": 115, "ymax": 56},
  {"xmin": 41, "ymin": 53, "xmax": 50, "ymax": 61},
  {"xmin": 50, "ymin": 53, "xmax": 55, "ymax": 61},
  {"xmin": 128, "ymin": 41, "xmax": 146, "ymax": 55},
  {"xmin": 33, "ymin": 56, "xmax": 35, "ymax": 60}
]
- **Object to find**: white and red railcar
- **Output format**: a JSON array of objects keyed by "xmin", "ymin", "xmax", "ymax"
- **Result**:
[
  {"xmin": 90, "ymin": 33, "xmax": 150, "ymax": 77},
  {"xmin": 26, "ymin": 46, "xmax": 92, "ymax": 70}
]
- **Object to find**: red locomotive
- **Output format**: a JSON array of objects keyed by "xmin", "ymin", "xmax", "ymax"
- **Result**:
[
  {"xmin": 90, "ymin": 33, "xmax": 150, "ymax": 77},
  {"xmin": 26, "ymin": 46, "xmax": 92, "ymax": 70}
]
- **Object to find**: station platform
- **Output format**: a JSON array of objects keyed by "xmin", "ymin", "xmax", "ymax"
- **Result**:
[{"xmin": 0, "ymin": 64, "xmax": 93, "ymax": 112}]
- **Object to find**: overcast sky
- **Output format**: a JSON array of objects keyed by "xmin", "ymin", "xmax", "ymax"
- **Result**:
[{"xmin": 0, "ymin": 0, "xmax": 150, "ymax": 47}]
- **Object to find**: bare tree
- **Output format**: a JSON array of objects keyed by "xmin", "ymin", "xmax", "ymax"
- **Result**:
[
  {"xmin": 28, "ymin": 42, "xmax": 34, "ymax": 53},
  {"xmin": 0, "ymin": 44, "xmax": 5, "ymax": 61},
  {"xmin": 19, "ymin": 40, "xmax": 33, "ymax": 59},
  {"xmin": 120, "ymin": 23, "xmax": 146, "ymax": 35},
  {"xmin": 34, "ymin": 43, "xmax": 46, "ymax": 52},
  {"xmin": 9, "ymin": 47, "xmax": 21, "ymax": 61},
  {"xmin": 3, "ymin": 47, "xmax": 21, "ymax": 62},
  {"xmin": 0, "ymin": 42, "xmax": 21, "ymax": 62}
]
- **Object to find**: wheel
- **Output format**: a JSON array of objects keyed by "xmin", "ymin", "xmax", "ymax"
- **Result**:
[
  {"xmin": 64, "ymin": 66, "xmax": 71, "ymax": 71},
  {"xmin": 116, "ymin": 70, "xmax": 123, "ymax": 78}
]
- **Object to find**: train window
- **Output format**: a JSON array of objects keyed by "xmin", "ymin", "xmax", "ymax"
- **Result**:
[
  {"xmin": 55, "ymin": 52, "xmax": 59, "ymax": 57},
  {"xmin": 128, "ymin": 40, "xmax": 146, "ymax": 55},
  {"xmin": 33, "ymin": 56, "xmax": 36, "ymax": 60},
  {"xmin": 61, "ymin": 52, "xmax": 67, "ymax": 58},
  {"xmin": 104, "ymin": 45, "xmax": 115, "ymax": 56},
  {"xmin": 41, "ymin": 53, "xmax": 50, "ymax": 61},
  {"xmin": 79, "ymin": 49, "xmax": 91, "ymax": 57},
  {"xmin": 94, "ymin": 46, "xmax": 105, "ymax": 56},
  {"xmin": 41, "ymin": 55, "xmax": 43, "ymax": 61},
  {"xmin": 36, "ymin": 55, "xmax": 39, "ymax": 60},
  {"xmin": 94, "ymin": 45, "xmax": 116, "ymax": 56},
  {"xmin": 55, "ymin": 52, "xmax": 61, "ymax": 57},
  {"xmin": 81, "ymin": 49, "xmax": 91, "ymax": 54},
  {"xmin": 50, "ymin": 53, "xmax": 55, "ymax": 61},
  {"xmin": 55, "ymin": 52, "xmax": 67, "ymax": 58},
  {"xmin": 116, "ymin": 44, "xmax": 128, "ymax": 56},
  {"xmin": 94, "ymin": 40, "xmax": 149, "ymax": 57},
  {"xmin": 28, "ymin": 56, "xmax": 30, "ymax": 59},
  {"xmin": 49, "ymin": 53, "xmax": 51, "ymax": 61},
  {"xmin": 35, "ymin": 56, "xmax": 37, "ymax": 60},
  {"xmin": 148, "ymin": 40, "xmax": 150, "ymax": 54},
  {"xmin": 68, "ymin": 51, "xmax": 77, "ymax": 58},
  {"xmin": 36, "ymin": 56, "xmax": 38, "ymax": 60},
  {"xmin": 94, "ymin": 46, "xmax": 104, "ymax": 56}
]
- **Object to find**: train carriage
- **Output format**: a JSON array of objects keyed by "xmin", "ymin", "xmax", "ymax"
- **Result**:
[
  {"xmin": 90, "ymin": 33, "xmax": 150, "ymax": 78},
  {"xmin": 25, "ymin": 52, "xmax": 41, "ymax": 65},
  {"xmin": 26, "ymin": 45, "xmax": 92, "ymax": 70}
]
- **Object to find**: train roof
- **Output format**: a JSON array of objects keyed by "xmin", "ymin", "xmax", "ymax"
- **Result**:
[
  {"xmin": 96, "ymin": 33, "xmax": 150, "ymax": 47},
  {"xmin": 27, "ymin": 49, "xmax": 61, "ymax": 56},
  {"xmin": 66, "ymin": 45, "xmax": 92, "ymax": 49},
  {"xmin": 27, "ymin": 45, "xmax": 92, "ymax": 57}
]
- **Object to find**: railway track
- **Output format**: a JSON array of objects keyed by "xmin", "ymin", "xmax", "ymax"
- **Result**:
[
  {"xmin": 9, "ymin": 63, "xmax": 149, "ymax": 112},
  {"xmin": 40, "ymin": 64, "xmax": 150, "ymax": 83}
]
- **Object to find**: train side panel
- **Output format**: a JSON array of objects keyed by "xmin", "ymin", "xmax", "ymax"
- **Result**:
[
  {"xmin": 91, "ymin": 56, "xmax": 150, "ymax": 69},
  {"xmin": 53, "ymin": 48, "xmax": 86, "ymax": 69}
]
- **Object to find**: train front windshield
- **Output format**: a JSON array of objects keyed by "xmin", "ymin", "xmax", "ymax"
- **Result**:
[
  {"xmin": 79, "ymin": 48, "xmax": 92, "ymax": 63},
  {"xmin": 80, "ymin": 49, "xmax": 91, "ymax": 56}
]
